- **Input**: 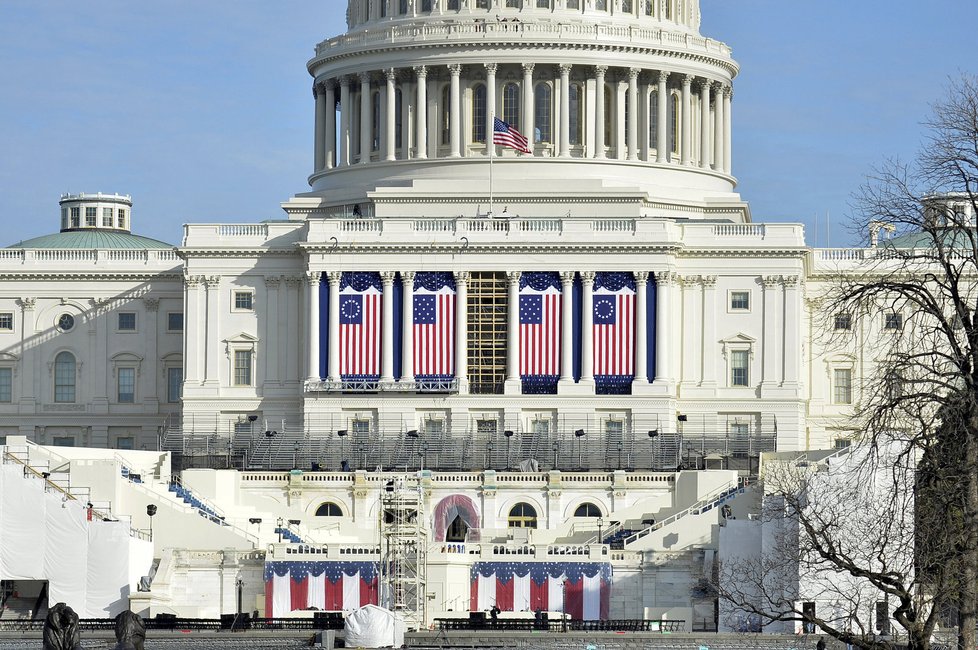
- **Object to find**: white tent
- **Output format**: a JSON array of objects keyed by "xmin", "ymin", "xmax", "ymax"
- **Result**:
[{"xmin": 344, "ymin": 604, "xmax": 406, "ymax": 648}]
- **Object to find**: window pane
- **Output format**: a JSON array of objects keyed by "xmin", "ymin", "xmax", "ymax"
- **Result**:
[
  {"xmin": 55, "ymin": 352, "xmax": 76, "ymax": 403},
  {"xmin": 118, "ymin": 312, "xmax": 136, "ymax": 331},
  {"xmin": 884, "ymin": 313, "xmax": 903, "ymax": 330},
  {"xmin": 531, "ymin": 420, "xmax": 550, "ymax": 434},
  {"xmin": 168, "ymin": 312, "xmax": 184, "ymax": 331},
  {"xmin": 833, "ymin": 369, "xmax": 852, "ymax": 404},
  {"xmin": 234, "ymin": 350, "xmax": 252, "ymax": 386},
  {"xmin": 118, "ymin": 368, "xmax": 135, "ymax": 403},
  {"xmin": 730, "ymin": 292, "xmax": 749, "ymax": 310},
  {"xmin": 102, "ymin": 208, "xmax": 113, "ymax": 227},
  {"xmin": 0, "ymin": 367, "xmax": 11, "ymax": 402},
  {"xmin": 503, "ymin": 83, "xmax": 520, "ymax": 127},
  {"xmin": 605, "ymin": 420, "xmax": 623, "ymax": 435},
  {"xmin": 472, "ymin": 85, "xmax": 487, "ymax": 143},
  {"xmin": 0, "ymin": 313, "xmax": 12, "ymax": 330},
  {"xmin": 731, "ymin": 350, "xmax": 749, "ymax": 386},
  {"xmin": 569, "ymin": 83, "xmax": 581, "ymax": 145},
  {"xmin": 834, "ymin": 312, "xmax": 851, "ymax": 330},
  {"xmin": 167, "ymin": 367, "xmax": 183, "ymax": 403},
  {"xmin": 534, "ymin": 83, "xmax": 552, "ymax": 143},
  {"xmin": 235, "ymin": 292, "xmax": 253, "ymax": 310}
]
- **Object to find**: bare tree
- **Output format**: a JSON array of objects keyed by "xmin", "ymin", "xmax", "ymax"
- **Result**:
[{"xmin": 721, "ymin": 76, "xmax": 978, "ymax": 650}]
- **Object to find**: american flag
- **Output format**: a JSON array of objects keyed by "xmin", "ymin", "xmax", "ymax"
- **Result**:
[
  {"xmin": 520, "ymin": 285, "xmax": 561, "ymax": 378},
  {"xmin": 339, "ymin": 278, "xmax": 381, "ymax": 378},
  {"xmin": 593, "ymin": 288, "xmax": 635, "ymax": 377},
  {"xmin": 414, "ymin": 287, "xmax": 456, "ymax": 377},
  {"xmin": 493, "ymin": 117, "xmax": 531, "ymax": 154}
]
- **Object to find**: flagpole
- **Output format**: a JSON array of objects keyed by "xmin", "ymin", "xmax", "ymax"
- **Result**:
[{"xmin": 489, "ymin": 113, "xmax": 494, "ymax": 216}]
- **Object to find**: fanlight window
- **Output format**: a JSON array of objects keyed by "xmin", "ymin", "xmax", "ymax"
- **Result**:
[
  {"xmin": 472, "ymin": 85, "xmax": 487, "ymax": 143},
  {"xmin": 315, "ymin": 502, "xmax": 343, "ymax": 517},
  {"xmin": 574, "ymin": 503, "xmax": 602, "ymax": 517},
  {"xmin": 508, "ymin": 502, "xmax": 538, "ymax": 528}
]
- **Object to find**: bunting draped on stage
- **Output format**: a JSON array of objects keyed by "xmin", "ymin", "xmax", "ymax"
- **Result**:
[
  {"xmin": 469, "ymin": 562, "xmax": 611, "ymax": 620},
  {"xmin": 414, "ymin": 272, "xmax": 456, "ymax": 379},
  {"xmin": 339, "ymin": 272, "xmax": 382, "ymax": 380},
  {"xmin": 264, "ymin": 561, "xmax": 379, "ymax": 617},
  {"xmin": 593, "ymin": 272, "xmax": 636, "ymax": 395},
  {"xmin": 520, "ymin": 272, "xmax": 562, "ymax": 394}
]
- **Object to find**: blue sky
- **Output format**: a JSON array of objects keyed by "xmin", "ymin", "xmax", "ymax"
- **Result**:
[{"xmin": 0, "ymin": 1, "xmax": 975, "ymax": 248}]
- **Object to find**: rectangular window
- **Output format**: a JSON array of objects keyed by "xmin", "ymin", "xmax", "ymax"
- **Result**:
[
  {"xmin": 70, "ymin": 207, "xmax": 80, "ymax": 228},
  {"xmin": 102, "ymin": 207, "xmax": 113, "ymax": 227},
  {"xmin": 115, "ymin": 437, "xmax": 134, "ymax": 450},
  {"xmin": 423, "ymin": 419, "xmax": 445, "ymax": 435},
  {"xmin": 730, "ymin": 291, "xmax": 750, "ymax": 311},
  {"xmin": 0, "ymin": 368, "xmax": 11, "ymax": 403},
  {"xmin": 52, "ymin": 436, "xmax": 75, "ymax": 447},
  {"xmin": 0, "ymin": 313, "xmax": 12, "ymax": 331},
  {"xmin": 352, "ymin": 418, "xmax": 371, "ymax": 436},
  {"xmin": 234, "ymin": 350, "xmax": 252, "ymax": 386},
  {"xmin": 834, "ymin": 438, "xmax": 852, "ymax": 450},
  {"xmin": 118, "ymin": 368, "xmax": 135, "ymax": 403},
  {"xmin": 884, "ymin": 312, "xmax": 903, "ymax": 330},
  {"xmin": 167, "ymin": 312, "xmax": 184, "ymax": 332},
  {"xmin": 118, "ymin": 312, "xmax": 137, "ymax": 331},
  {"xmin": 234, "ymin": 291, "xmax": 254, "ymax": 311},
  {"xmin": 730, "ymin": 422, "xmax": 750, "ymax": 457},
  {"xmin": 167, "ymin": 367, "xmax": 183, "ymax": 403},
  {"xmin": 476, "ymin": 419, "xmax": 498, "ymax": 435},
  {"xmin": 833, "ymin": 368, "xmax": 852, "ymax": 404},
  {"xmin": 604, "ymin": 419, "xmax": 624, "ymax": 436},
  {"xmin": 834, "ymin": 312, "xmax": 851, "ymax": 330},
  {"xmin": 117, "ymin": 209, "xmax": 127, "ymax": 229},
  {"xmin": 61, "ymin": 208, "xmax": 69, "ymax": 230},
  {"xmin": 85, "ymin": 207, "xmax": 97, "ymax": 226},
  {"xmin": 531, "ymin": 419, "xmax": 550, "ymax": 435},
  {"xmin": 730, "ymin": 350, "xmax": 749, "ymax": 386}
]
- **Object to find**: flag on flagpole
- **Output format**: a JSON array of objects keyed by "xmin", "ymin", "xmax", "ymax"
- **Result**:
[{"xmin": 493, "ymin": 117, "xmax": 531, "ymax": 154}]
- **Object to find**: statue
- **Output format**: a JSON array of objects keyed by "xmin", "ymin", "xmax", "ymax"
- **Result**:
[
  {"xmin": 112, "ymin": 610, "xmax": 146, "ymax": 650},
  {"xmin": 42, "ymin": 603, "xmax": 82, "ymax": 650}
]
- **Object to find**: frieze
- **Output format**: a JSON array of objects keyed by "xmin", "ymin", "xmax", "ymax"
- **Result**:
[{"xmin": 42, "ymin": 404, "xmax": 87, "ymax": 412}]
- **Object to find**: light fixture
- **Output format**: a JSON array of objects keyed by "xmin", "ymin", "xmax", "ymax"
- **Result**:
[
  {"xmin": 677, "ymin": 414, "xmax": 688, "ymax": 422},
  {"xmin": 648, "ymin": 429, "xmax": 659, "ymax": 438},
  {"xmin": 337, "ymin": 430, "xmax": 348, "ymax": 437},
  {"xmin": 574, "ymin": 429, "xmax": 586, "ymax": 438},
  {"xmin": 406, "ymin": 430, "xmax": 419, "ymax": 438},
  {"xmin": 504, "ymin": 430, "xmax": 514, "ymax": 438},
  {"xmin": 249, "ymin": 517, "xmax": 262, "ymax": 525},
  {"xmin": 288, "ymin": 519, "xmax": 301, "ymax": 526},
  {"xmin": 41, "ymin": 472, "xmax": 51, "ymax": 479},
  {"xmin": 247, "ymin": 415, "xmax": 258, "ymax": 422}
]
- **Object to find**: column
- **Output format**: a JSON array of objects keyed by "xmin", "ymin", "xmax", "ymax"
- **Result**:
[
  {"xmin": 680, "ymin": 74, "xmax": 692, "ymax": 166},
  {"xmin": 641, "ymin": 80, "xmax": 652, "ymax": 161},
  {"xmin": 314, "ymin": 82, "xmax": 326, "ymax": 173},
  {"xmin": 455, "ymin": 271, "xmax": 469, "ymax": 393},
  {"xmin": 559, "ymin": 64, "xmax": 571, "ymax": 158},
  {"xmin": 327, "ymin": 272, "xmax": 342, "ymax": 382},
  {"xmin": 713, "ymin": 82, "xmax": 724, "ymax": 173},
  {"xmin": 723, "ymin": 86, "xmax": 733, "ymax": 174},
  {"xmin": 203, "ymin": 277, "xmax": 221, "ymax": 384},
  {"xmin": 339, "ymin": 77, "xmax": 352, "ymax": 167},
  {"xmin": 325, "ymin": 82, "xmax": 336, "ymax": 170},
  {"xmin": 415, "ymin": 66, "xmax": 428, "ymax": 160},
  {"xmin": 656, "ymin": 71, "xmax": 669, "ymax": 163},
  {"xmin": 485, "ymin": 63, "xmax": 497, "ymax": 156},
  {"xmin": 449, "ymin": 64, "xmax": 462, "ymax": 158},
  {"xmin": 306, "ymin": 272, "xmax": 321, "ymax": 382},
  {"xmin": 401, "ymin": 79, "xmax": 412, "ymax": 158},
  {"xmin": 627, "ymin": 68, "xmax": 640, "ymax": 161},
  {"xmin": 634, "ymin": 272, "xmax": 649, "ymax": 384},
  {"xmin": 401, "ymin": 272, "xmax": 415, "ymax": 383},
  {"xmin": 522, "ymin": 63, "xmax": 535, "ymax": 150},
  {"xmin": 182, "ymin": 278, "xmax": 201, "ymax": 383},
  {"xmin": 505, "ymin": 271, "xmax": 521, "ymax": 390},
  {"xmin": 782, "ymin": 276, "xmax": 801, "ymax": 389},
  {"xmin": 559, "ymin": 272, "xmax": 575, "ymax": 384},
  {"xmin": 699, "ymin": 79, "xmax": 711, "ymax": 169},
  {"xmin": 700, "ymin": 276, "xmax": 718, "ymax": 387},
  {"xmin": 16, "ymin": 298, "xmax": 37, "ymax": 408},
  {"xmin": 761, "ymin": 275, "xmax": 780, "ymax": 389},
  {"xmin": 385, "ymin": 69, "xmax": 397, "ymax": 161},
  {"xmin": 359, "ymin": 72, "xmax": 372, "ymax": 165},
  {"xmin": 653, "ymin": 271, "xmax": 673, "ymax": 383},
  {"xmin": 580, "ymin": 272, "xmax": 595, "ymax": 384},
  {"xmin": 380, "ymin": 272, "xmax": 395, "ymax": 382},
  {"xmin": 594, "ymin": 66, "xmax": 607, "ymax": 159},
  {"xmin": 264, "ymin": 276, "xmax": 282, "ymax": 384}
]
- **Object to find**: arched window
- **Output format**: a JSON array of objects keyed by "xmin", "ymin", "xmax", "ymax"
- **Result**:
[
  {"xmin": 574, "ymin": 503, "xmax": 602, "ymax": 517},
  {"xmin": 421, "ymin": 0, "xmax": 432, "ymax": 11},
  {"xmin": 371, "ymin": 90, "xmax": 381, "ymax": 152},
  {"xmin": 395, "ymin": 88, "xmax": 403, "ymax": 150},
  {"xmin": 503, "ymin": 83, "xmax": 520, "ymax": 128},
  {"xmin": 569, "ymin": 83, "xmax": 582, "ymax": 145},
  {"xmin": 506, "ymin": 0, "xmax": 521, "ymax": 7},
  {"xmin": 603, "ymin": 84, "xmax": 614, "ymax": 151},
  {"xmin": 644, "ymin": 0, "xmax": 654, "ymax": 16},
  {"xmin": 595, "ymin": 0, "xmax": 608, "ymax": 10},
  {"xmin": 441, "ymin": 86, "xmax": 451, "ymax": 146},
  {"xmin": 649, "ymin": 90, "xmax": 658, "ymax": 149},
  {"xmin": 508, "ymin": 503, "xmax": 538, "ymax": 528},
  {"xmin": 399, "ymin": 0, "xmax": 408, "ymax": 14},
  {"xmin": 476, "ymin": 0, "xmax": 490, "ymax": 7},
  {"xmin": 315, "ymin": 502, "xmax": 343, "ymax": 517},
  {"xmin": 55, "ymin": 352, "xmax": 76, "ymax": 403},
  {"xmin": 534, "ymin": 83, "xmax": 552, "ymax": 143},
  {"xmin": 446, "ymin": 515, "xmax": 468, "ymax": 542},
  {"xmin": 472, "ymin": 84, "xmax": 487, "ymax": 143},
  {"xmin": 380, "ymin": 0, "xmax": 387, "ymax": 18},
  {"xmin": 447, "ymin": 0, "xmax": 460, "ymax": 10},
  {"xmin": 536, "ymin": 0, "xmax": 550, "ymax": 7},
  {"xmin": 670, "ymin": 93, "xmax": 680, "ymax": 155},
  {"xmin": 621, "ymin": 0, "xmax": 633, "ymax": 12}
]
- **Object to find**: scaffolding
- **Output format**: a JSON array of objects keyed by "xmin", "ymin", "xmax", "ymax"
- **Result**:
[{"xmin": 379, "ymin": 476, "xmax": 428, "ymax": 630}]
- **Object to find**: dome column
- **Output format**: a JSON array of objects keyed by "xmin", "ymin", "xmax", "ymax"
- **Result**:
[
  {"xmin": 559, "ymin": 64, "xmax": 572, "ymax": 158},
  {"xmin": 505, "ymin": 271, "xmax": 522, "ymax": 394},
  {"xmin": 634, "ymin": 271, "xmax": 649, "ymax": 385},
  {"xmin": 449, "ymin": 64, "xmax": 462, "ymax": 158},
  {"xmin": 713, "ymin": 81, "xmax": 724, "ymax": 173},
  {"xmin": 485, "ymin": 63, "xmax": 497, "ymax": 156},
  {"xmin": 327, "ymin": 272, "xmax": 342, "ymax": 383},
  {"xmin": 653, "ymin": 271, "xmax": 674, "ymax": 385},
  {"xmin": 594, "ymin": 66, "xmax": 607, "ymax": 159},
  {"xmin": 339, "ymin": 77, "xmax": 352, "ymax": 167},
  {"xmin": 359, "ymin": 72, "xmax": 372, "ymax": 165},
  {"xmin": 699, "ymin": 79, "xmax": 711, "ymax": 169},
  {"xmin": 627, "ymin": 68, "xmax": 640, "ymax": 161},
  {"xmin": 680, "ymin": 74, "xmax": 692, "ymax": 166},
  {"xmin": 522, "ymin": 63, "xmax": 535, "ymax": 154},
  {"xmin": 325, "ymin": 81, "xmax": 336, "ymax": 170},
  {"xmin": 314, "ymin": 83, "xmax": 326, "ymax": 173},
  {"xmin": 415, "ymin": 66, "xmax": 428, "ymax": 160},
  {"xmin": 580, "ymin": 271, "xmax": 595, "ymax": 387},
  {"xmin": 385, "ymin": 69, "xmax": 397, "ymax": 162},
  {"xmin": 724, "ymin": 86, "xmax": 733, "ymax": 174},
  {"xmin": 655, "ymin": 71, "xmax": 669, "ymax": 163}
]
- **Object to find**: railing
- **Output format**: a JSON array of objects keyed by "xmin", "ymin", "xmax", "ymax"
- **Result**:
[
  {"xmin": 219, "ymin": 224, "xmax": 268, "ymax": 238},
  {"xmin": 304, "ymin": 378, "xmax": 459, "ymax": 393},
  {"xmin": 714, "ymin": 223, "xmax": 765, "ymax": 237}
]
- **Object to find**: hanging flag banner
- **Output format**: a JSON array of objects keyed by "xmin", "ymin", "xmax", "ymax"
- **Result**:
[
  {"xmin": 469, "ymin": 562, "xmax": 611, "ymax": 620},
  {"xmin": 339, "ymin": 272, "xmax": 382, "ymax": 380},
  {"xmin": 264, "ymin": 561, "xmax": 379, "ymax": 617},
  {"xmin": 414, "ymin": 272, "xmax": 456, "ymax": 379},
  {"xmin": 520, "ymin": 272, "xmax": 561, "ymax": 393},
  {"xmin": 593, "ymin": 272, "xmax": 636, "ymax": 393}
]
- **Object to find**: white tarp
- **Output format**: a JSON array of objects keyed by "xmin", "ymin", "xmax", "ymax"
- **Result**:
[
  {"xmin": 344, "ymin": 605, "xmax": 406, "ymax": 648},
  {"xmin": 86, "ymin": 521, "xmax": 132, "ymax": 618},
  {"xmin": 0, "ymin": 463, "xmax": 45, "ymax": 579},
  {"xmin": 43, "ymin": 490, "xmax": 89, "ymax": 611}
]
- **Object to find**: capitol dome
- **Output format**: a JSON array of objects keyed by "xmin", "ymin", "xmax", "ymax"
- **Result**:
[{"xmin": 291, "ymin": 0, "xmax": 743, "ymax": 221}]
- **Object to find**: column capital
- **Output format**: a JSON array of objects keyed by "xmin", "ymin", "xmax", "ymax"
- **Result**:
[
  {"xmin": 454, "ymin": 270, "xmax": 470, "ymax": 284},
  {"xmin": 522, "ymin": 62, "xmax": 536, "ymax": 75},
  {"xmin": 560, "ymin": 271, "xmax": 576, "ymax": 284},
  {"xmin": 698, "ymin": 77, "xmax": 713, "ymax": 92},
  {"xmin": 142, "ymin": 297, "xmax": 160, "ymax": 312},
  {"xmin": 385, "ymin": 67, "xmax": 397, "ymax": 82},
  {"xmin": 448, "ymin": 63, "xmax": 462, "ymax": 76},
  {"xmin": 558, "ymin": 63, "xmax": 572, "ymax": 76},
  {"xmin": 484, "ymin": 63, "xmax": 497, "ymax": 75},
  {"xmin": 183, "ymin": 273, "xmax": 200, "ymax": 289},
  {"xmin": 402, "ymin": 270, "xmax": 416, "ymax": 284},
  {"xmin": 283, "ymin": 275, "xmax": 303, "ymax": 288},
  {"xmin": 17, "ymin": 297, "xmax": 36, "ymax": 312},
  {"xmin": 595, "ymin": 65, "xmax": 608, "ymax": 77},
  {"xmin": 580, "ymin": 271, "xmax": 596, "ymax": 285},
  {"xmin": 657, "ymin": 70, "xmax": 670, "ymax": 85},
  {"xmin": 326, "ymin": 270, "xmax": 343, "ymax": 286},
  {"xmin": 782, "ymin": 275, "xmax": 800, "ymax": 287},
  {"xmin": 628, "ymin": 67, "xmax": 641, "ymax": 81},
  {"xmin": 312, "ymin": 82, "xmax": 323, "ymax": 98},
  {"xmin": 701, "ymin": 275, "xmax": 718, "ymax": 288},
  {"xmin": 682, "ymin": 74, "xmax": 694, "ymax": 87},
  {"xmin": 380, "ymin": 271, "xmax": 396, "ymax": 285},
  {"xmin": 203, "ymin": 276, "xmax": 221, "ymax": 289},
  {"xmin": 633, "ymin": 271, "xmax": 650, "ymax": 285},
  {"xmin": 339, "ymin": 75, "xmax": 352, "ymax": 88},
  {"xmin": 761, "ymin": 275, "xmax": 782, "ymax": 288},
  {"xmin": 358, "ymin": 71, "xmax": 372, "ymax": 84},
  {"xmin": 506, "ymin": 270, "xmax": 522, "ymax": 285},
  {"xmin": 654, "ymin": 270, "xmax": 675, "ymax": 286},
  {"xmin": 712, "ymin": 80, "xmax": 725, "ymax": 92},
  {"xmin": 414, "ymin": 65, "xmax": 428, "ymax": 79},
  {"xmin": 264, "ymin": 275, "xmax": 282, "ymax": 288},
  {"xmin": 305, "ymin": 271, "xmax": 322, "ymax": 286},
  {"xmin": 723, "ymin": 85, "xmax": 733, "ymax": 98}
]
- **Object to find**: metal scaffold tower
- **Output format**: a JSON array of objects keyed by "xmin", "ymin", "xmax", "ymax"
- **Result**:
[{"xmin": 379, "ymin": 476, "xmax": 428, "ymax": 630}]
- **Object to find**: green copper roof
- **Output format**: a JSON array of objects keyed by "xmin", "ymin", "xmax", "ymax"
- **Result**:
[{"xmin": 8, "ymin": 230, "xmax": 174, "ymax": 250}]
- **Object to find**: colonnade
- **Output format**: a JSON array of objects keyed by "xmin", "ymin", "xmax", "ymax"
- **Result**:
[
  {"xmin": 304, "ymin": 270, "xmax": 674, "ymax": 392},
  {"xmin": 312, "ymin": 63, "xmax": 732, "ymax": 175}
]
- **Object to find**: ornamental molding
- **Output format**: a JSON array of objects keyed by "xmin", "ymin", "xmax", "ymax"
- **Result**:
[
  {"xmin": 17, "ymin": 297, "xmax": 36, "ymax": 312},
  {"xmin": 0, "ymin": 273, "xmax": 182, "ymax": 282}
]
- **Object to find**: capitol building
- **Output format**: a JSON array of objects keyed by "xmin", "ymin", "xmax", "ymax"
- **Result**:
[{"xmin": 0, "ymin": 0, "xmax": 905, "ymax": 635}]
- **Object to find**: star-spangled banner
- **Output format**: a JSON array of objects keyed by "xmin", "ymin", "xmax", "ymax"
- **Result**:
[
  {"xmin": 339, "ymin": 272, "xmax": 382, "ymax": 379},
  {"xmin": 520, "ymin": 272, "xmax": 561, "ymax": 382},
  {"xmin": 414, "ymin": 272, "xmax": 456, "ymax": 378},
  {"xmin": 264, "ymin": 561, "xmax": 379, "ymax": 617},
  {"xmin": 593, "ymin": 271, "xmax": 635, "ymax": 380},
  {"xmin": 469, "ymin": 562, "xmax": 611, "ymax": 620}
]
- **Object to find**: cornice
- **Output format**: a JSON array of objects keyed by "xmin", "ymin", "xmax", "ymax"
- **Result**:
[
  {"xmin": 178, "ymin": 249, "xmax": 302, "ymax": 259},
  {"xmin": 0, "ymin": 272, "xmax": 184, "ymax": 282}
]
